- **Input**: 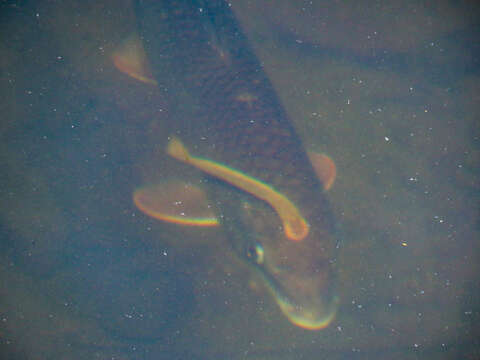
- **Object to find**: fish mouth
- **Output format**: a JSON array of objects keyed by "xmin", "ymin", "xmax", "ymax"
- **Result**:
[
  {"xmin": 257, "ymin": 263, "xmax": 339, "ymax": 330},
  {"xmin": 275, "ymin": 293, "xmax": 339, "ymax": 330}
]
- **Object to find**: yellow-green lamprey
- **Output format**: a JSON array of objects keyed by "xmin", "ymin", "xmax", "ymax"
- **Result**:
[{"xmin": 167, "ymin": 137, "xmax": 310, "ymax": 242}]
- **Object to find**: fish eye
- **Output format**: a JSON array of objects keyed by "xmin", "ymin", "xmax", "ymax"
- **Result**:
[{"xmin": 247, "ymin": 243, "xmax": 264, "ymax": 265}]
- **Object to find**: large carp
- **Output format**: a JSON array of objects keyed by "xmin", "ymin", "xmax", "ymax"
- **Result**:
[{"xmin": 123, "ymin": 0, "xmax": 339, "ymax": 330}]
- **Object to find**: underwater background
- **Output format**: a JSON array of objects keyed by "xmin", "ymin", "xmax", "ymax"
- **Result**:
[{"xmin": 1, "ymin": 0, "xmax": 478, "ymax": 359}]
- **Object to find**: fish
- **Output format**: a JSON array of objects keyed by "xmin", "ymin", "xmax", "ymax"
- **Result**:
[{"xmin": 122, "ymin": 0, "xmax": 339, "ymax": 330}]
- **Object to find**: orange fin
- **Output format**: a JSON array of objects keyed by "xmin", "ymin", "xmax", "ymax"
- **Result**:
[
  {"xmin": 308, "ymin": 152, "xmax": 336, "ymax": 191},
  {"xmin": 133, "ymin": 182, "xmax": 219, "ymax": 227},
  {"xmin": 112, "ymin": 33, "xmax": 157, "ymax": 85}
]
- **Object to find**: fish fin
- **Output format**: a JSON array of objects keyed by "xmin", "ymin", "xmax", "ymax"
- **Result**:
[
  {"xmin": 112, "ymin": 33, "xmax": 157, "ymax": 85},
  {"xmin": 133, "ymin": 182, "xmax": 218, "ymax": 227},
  {"xmin": 308, "ymin": 151, "xmax": 337, "ymax": 191}
]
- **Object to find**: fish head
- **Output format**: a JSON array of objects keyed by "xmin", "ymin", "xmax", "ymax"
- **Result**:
[{"xmin": 237, "ymin": 199, "xmax": 339, "ymax": 330}]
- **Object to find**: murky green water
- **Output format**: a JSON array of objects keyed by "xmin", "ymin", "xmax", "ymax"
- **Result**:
[{"xmin": 1, "ymin": 1, "xmax": 478, "ymax": 359}]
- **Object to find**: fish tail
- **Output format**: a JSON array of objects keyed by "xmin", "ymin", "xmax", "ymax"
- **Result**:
[{"xmin": 167, "ymin": 137, "xmax": 190, "ymax": 162}]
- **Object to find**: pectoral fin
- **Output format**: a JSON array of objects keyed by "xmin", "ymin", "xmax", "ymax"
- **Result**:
[
  {"xmin": 133, "ymin": 182, "xmax": 218, "ymax": 227},
  {"xmin": 308, "ymin": 151, "xmax": 336, "ymax": 191}
]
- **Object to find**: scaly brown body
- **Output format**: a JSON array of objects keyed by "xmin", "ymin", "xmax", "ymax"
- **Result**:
[{"xmin": 135, "ymin": 0, "xmax": 338, "ymax": 329}]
